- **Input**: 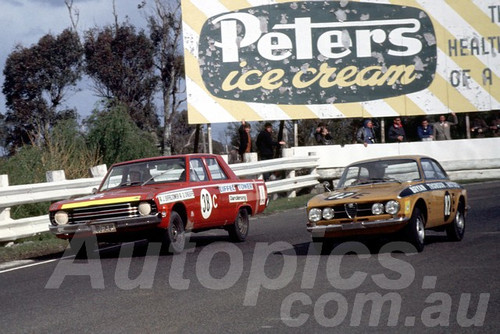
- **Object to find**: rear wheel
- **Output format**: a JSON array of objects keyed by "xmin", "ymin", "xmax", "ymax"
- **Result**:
[
  {"xmin": 446, "ymin": 203, "xmax": 465, "ymax": 241},
  {"xmin": 405, "ymin": 207, "xmax": 425, "ymax": 252},
  {"xmin": 162, "ymin": 211, "xmax": 185, "ymax": 254},
  {"xmin": 228, "ymin": 209, "xmax": 249, "ymax": 242}
]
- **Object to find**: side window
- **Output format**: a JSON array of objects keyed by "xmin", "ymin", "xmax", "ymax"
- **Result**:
[
  {"xmin": 430, "ymin": 160, "xmax": 447, "ymax": 179},
  {"xmin": 189, "ymin": 158, "xmax": 208, "ymax": 182},
  {"xmin": 421, "ymin": 159, "xmax": 438, "ymax": 179},
  {"xmin": 205, "ymin": 157, "xmax": 228, "ymax": 180}
]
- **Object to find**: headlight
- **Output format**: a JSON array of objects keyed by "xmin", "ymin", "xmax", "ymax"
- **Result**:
[
  {"xmin": 372, "ymin": 203, "xmax": 384, "ymax": 215},
  {"xmin": 385, "ymin": 200, "xmax": 400, "ymax": 215},
  {"xmin": 308, "ymin": 208, "xmax": 322, "ymax": 222},
  {"xmin": 322, "ymin": 207, "xmax": 334, "ymax": 220},
  {"xmin": 138, "ymin": 202, "xmax": 152, "ymax": 216},
  {"xmin": 54, "ymin": 211, "xmax": 69, "ymax": 225}
]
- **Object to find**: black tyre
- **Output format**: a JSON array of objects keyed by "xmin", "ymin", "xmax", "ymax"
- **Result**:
[
  {"xmin": 405, "ymin": 207, "xmax": 426, "ymax": 252},
  {"xmin": 162, "ymin": 211, "xmax": 185, "ymax": 254},
  {"xmin": 446, "ymin": 203, "xmax": 465, "ymax": 241},
  {"xmin": 228, "ymin": 209, "xmax": 249, "ymax": 242}
]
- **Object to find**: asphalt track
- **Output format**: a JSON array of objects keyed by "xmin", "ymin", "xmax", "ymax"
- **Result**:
[{"xmin": 0, "ymin": 181, "xmax": 499, "ymax": 333}]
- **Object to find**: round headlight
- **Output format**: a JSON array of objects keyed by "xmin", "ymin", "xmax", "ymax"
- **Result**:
[
  {"xmin": 372, "ymin": 203, "xmax": 384, "ymax": 215},
  {"xmin": 385, "ymin": 200, "xmax": 400, "ymax": 215},
  {"xmin": 54, "ymin": 211, "xmax": 69, "ymax": 225},
  {"xmin": 308, "ymin": 208, "xmax": 322, "ymax": 222},
  {"xmin": 322, "ymin": 207, "xmax": 334, "ymax": 220},
  {"xmin": 138, "ymin": 202, "xmax": 152, "ymax": 216}
]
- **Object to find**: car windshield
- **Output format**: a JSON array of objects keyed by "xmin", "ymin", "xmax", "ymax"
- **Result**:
[
  {"xmin": 338, "ymin": 159, "xmax": 421, "ymax": 188},
  {"xmin": 99, "ymin": 157, "xmax": 186, "ymax": 191}
]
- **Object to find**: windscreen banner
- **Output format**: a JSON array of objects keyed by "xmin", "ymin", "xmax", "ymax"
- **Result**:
[{"xmin": 181, "ymin": 0, "xmax": 500, "ymax": 124}]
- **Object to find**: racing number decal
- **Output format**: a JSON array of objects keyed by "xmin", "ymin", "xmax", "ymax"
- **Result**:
[
  {"xmin": 200, "ymin": 189, "xmax": 212, "ymax": 219},
  {"xmin": 444, "ymin": 191, "xmax": 452, "ymax": 220}
]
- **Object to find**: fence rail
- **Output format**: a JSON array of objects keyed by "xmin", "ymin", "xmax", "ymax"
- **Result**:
[{"xmin": 0, "ymin": 153, "xmax": 319, "ymax": 243}]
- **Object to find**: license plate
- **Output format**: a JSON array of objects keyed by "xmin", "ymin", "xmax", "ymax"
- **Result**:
[{"xmin": 92, "ymin": 223, "xmax": 117, "ymax": 234}]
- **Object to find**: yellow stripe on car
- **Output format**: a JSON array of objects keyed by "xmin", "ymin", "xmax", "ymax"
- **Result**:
[{"xmin": 61, "ymin": 196, "xmax": 142, "ymax": 209}]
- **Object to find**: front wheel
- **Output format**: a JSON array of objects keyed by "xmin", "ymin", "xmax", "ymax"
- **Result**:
[
  {"xmin": 446, "ymin": 204, "xmax": 465, "ymax": 241},
  {"xmin": 228, "ymin": 209, "xmax": 249, "ymax": 242},
  {"xmin": 162, "ymin": 211, "xmax": 185, "ymax": 254},
  {"xmin": 404, "ymin": 207, "xmax": 426, "ymax": 252}
]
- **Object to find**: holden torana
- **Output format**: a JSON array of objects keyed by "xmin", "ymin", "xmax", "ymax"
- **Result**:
[
  {"xmin": 49, "ymin": 154, "xmax": 268, "ymax": 255},
  {"xmin": 306, "ymin": 156, "xmax": 468, "ymax": 252}
]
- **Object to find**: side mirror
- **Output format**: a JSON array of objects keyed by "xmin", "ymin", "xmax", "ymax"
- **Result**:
[
  {"xmin": 322, "ymin": 181, "xmax": 333, "ymax": 192},
  {"xmin": 92, "ymin": 188, "xmax": 98, "ymax": 194}
]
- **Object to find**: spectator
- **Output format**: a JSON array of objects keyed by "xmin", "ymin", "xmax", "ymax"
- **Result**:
[
  {"xmin": 417, "ymin": 118, "xmax": 434, "ymax": 141},
  {"xmin": 490, "ymin": 112, "xmax": 500, "ymax": 137},
  {"xmin": 433, "ymin": 112, "xmax": 458, "ymax": 140},
  {"xmin": 256, "ymin": 122, "xmax": 285, "ymax": 160},
  {"xmin": 388, "ymin": 117, "xmax": 406, "ymax": 142},
  {"xmin": 356, "ymin": 119, "xmax": 377, "ymax": 147},
  {"xmin": 238, "ymin": 120, "xmax": 252, "ymax": 162},
  {"xmin": 315, "ymin": 122, "xmax": 333, "ymax": 145},
  {"xmin": 470, "ymin": 116, "xmax": 488, "ymax": 138},
  {"xmin": 256, "ymin": 122, "xmax": 285, "ymax": 180}
]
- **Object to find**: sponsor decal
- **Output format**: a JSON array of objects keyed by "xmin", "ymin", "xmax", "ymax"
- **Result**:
[
  {"xmin": 229, "ymin": 194, "xmax": 248, "ymax": 203},
  {"xmin": 238, "ymin": 183, "xmax": 254, "ymax": 191},
  {"xmin": 258, "ymin": 185, "xmax": 267, "ymax": 205},
  {"xmin": 219, "ymin": 184, "xmax": 236, "ymax": 193},
  {"xmin": 400, "ymin": 182, "xmax": 462, "ymax": 197},
  {"xmin": 158, "ymin": 189, "xmax": 195, "ymax": 204},
  {"xmin": 198, "ymin": 1, "xmax": 436, "ymax": 104}
]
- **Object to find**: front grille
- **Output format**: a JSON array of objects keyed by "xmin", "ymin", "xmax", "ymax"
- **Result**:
[
  {"xmin": 326, "ymin": 203, "xmax": 377, "ymax": 220},
  {"xmin": 68, "ymin": 202, "xmax": 156, "ymax": 224}
]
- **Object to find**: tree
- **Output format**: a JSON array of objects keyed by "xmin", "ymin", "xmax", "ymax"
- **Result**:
[
  {"xmin": 145, "ymin": 0, "xmax": 185, "ymax": 155},
  {"xmin": 83, "ymin": 23, "xmax": 159, "ymax": 132},
  {"xmin": 85, "ymin": 104, "xmax": 159, "ymax": 167},
  {"xmin": 2, "ymin": 29, "xmax": 83, "ymax": 154}
]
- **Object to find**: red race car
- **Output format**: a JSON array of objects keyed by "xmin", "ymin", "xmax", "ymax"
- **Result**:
[{"xmin": 49, "ymin": 154, "xmax": 268, "ymax": 254}]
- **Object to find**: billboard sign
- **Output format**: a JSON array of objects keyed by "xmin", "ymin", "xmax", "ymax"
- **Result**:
[{"xmin": 182, "ymin": 0, "xmax": 500, "ymax": 124}]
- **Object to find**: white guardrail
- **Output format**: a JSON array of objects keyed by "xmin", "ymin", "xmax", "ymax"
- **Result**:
[
  {"xmin": 1, "ymin": 137, "xmax": 499, "ymax": 243},
  {"xmin": 0, "ymin": 151, "xmax": 320, "ymax": 242}
]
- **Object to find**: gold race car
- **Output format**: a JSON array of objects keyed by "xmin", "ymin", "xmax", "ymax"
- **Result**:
[{"xmin": 306, "ymin": 156, "xmax": 468, "ymax": 252}]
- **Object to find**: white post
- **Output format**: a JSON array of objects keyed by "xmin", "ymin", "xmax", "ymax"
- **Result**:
[
  {"xmin": 0, "ymin": 175, "xmax": 11, "ymax": 222},
  {"xmin": 282, "ymin": 148, "xmax": 296, "ymax": 198},
  {"xmin": 90, "ymin": 164, "xmax": 107, "ymax": 178},
  {"xmin": 207, "ymin": 123, "xmax": 213, "ymax": 154},
  {"xmin": 294, "ymin": 120, "xmax": 298, "ymax": 147},
  {"xmin": 46, "ymin": 170, "xmax": 66, "ymax": 182}
]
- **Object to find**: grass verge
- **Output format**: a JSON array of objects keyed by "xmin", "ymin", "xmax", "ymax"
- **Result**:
[{"xmin": 0, "ymin": 193, "xmax": 316, "ymax": 264}]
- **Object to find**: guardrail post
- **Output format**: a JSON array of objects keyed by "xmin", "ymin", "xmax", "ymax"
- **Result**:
[
  {"xmin": 46, "ymin": 170, "xmax": 66, "ymax": 182},
  {"xmin": 90, "ymin": 164, "xmax": 107, "ymax": 178},
  {"xmin": 0, "ymin": 174, "xmax": 11, "ymax": 222},
  {"xmin": 282, "ymin": 148, "xmax": 296, "ymax": 198}
]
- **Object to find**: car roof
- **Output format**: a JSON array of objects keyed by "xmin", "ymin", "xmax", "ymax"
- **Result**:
[
  {"xmin": 346, "ymin": 155, "xmax": 433, "ymax": 166},
  {"xmin": 110, "ymin": 153, "xmax": 220, "ymax": 167}
]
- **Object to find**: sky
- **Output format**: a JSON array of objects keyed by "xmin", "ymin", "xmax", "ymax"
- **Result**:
[
  {"xmin": 0, "ymin": 0, "xmax": 150, "ymax": 119},
  {"xmin": 0, "ymin": 0, "xmax": 237, "ymax": 147}
]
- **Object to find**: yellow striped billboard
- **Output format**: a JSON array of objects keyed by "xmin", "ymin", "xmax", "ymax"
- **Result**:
[{"xmin": 181, "ymin": 0, "xmax": 500, "ymax": 124}]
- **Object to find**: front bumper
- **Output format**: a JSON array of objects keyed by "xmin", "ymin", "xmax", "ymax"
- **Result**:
[
  {"xmin": 49, "ymin": 214, "xmax": 162, "ymax": 237},
  {"xmin": 307, "ymin": 216, "xmax": 410, "ymax": 238}
]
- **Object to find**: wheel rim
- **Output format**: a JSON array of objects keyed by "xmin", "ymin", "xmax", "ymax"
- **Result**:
[
  {"xmin": 237, "ymin": 213, "xmax": 248, "ymax": 235},
  {"xmin": 416, "ymin": 216, "xmax": 425, "ymax": 244},
  {"xmin": 455, "ymin": 211, "xmax": 465, "ymax": 233}
]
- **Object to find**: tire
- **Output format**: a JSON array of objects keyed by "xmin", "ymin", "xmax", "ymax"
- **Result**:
[
  {"xmin": 446, "ymin": 203, "xmax": 465, "ymax": 241},
  {"xmin": 162, "ymin": 211, "xmax": 185, "ymax": 254},
  {"xmin": 228, "ymin": 209, "xmax": 249, "ymax": 242},
  {"xmin": 405, "ymin": 207, "xmax": 426, "ymax": 252}
]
